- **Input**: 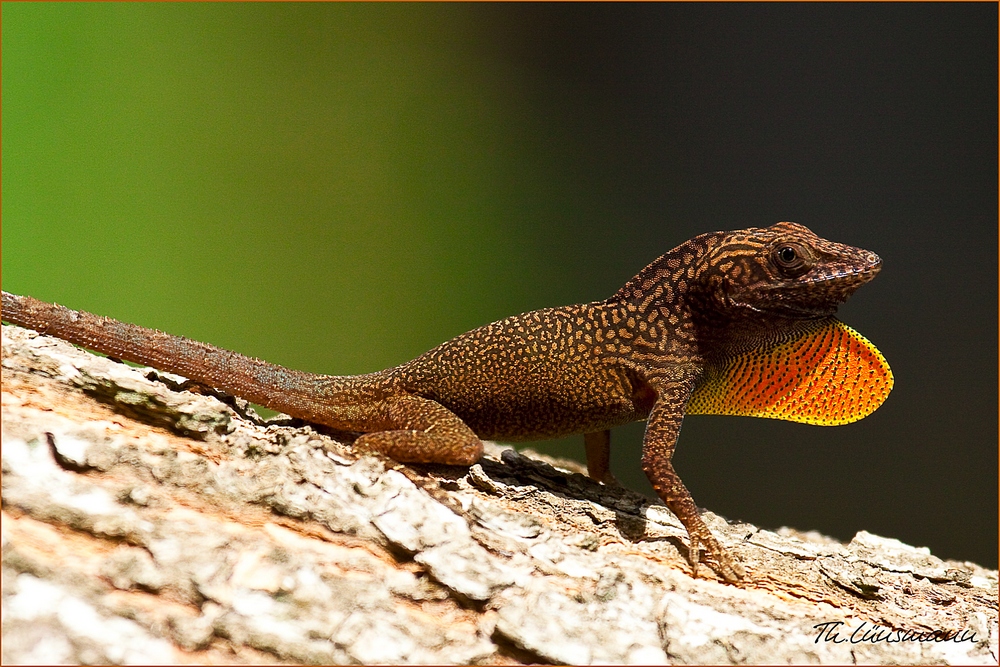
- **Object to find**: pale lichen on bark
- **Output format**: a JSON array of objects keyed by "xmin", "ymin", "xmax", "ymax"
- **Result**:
[{"xmin": 2, "ymin": 323, "xmax": 996, "ymax": 665}]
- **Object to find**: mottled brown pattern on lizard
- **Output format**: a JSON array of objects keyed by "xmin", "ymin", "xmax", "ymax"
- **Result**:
[{"xmin": 1, "ymin": 221, "xmax": 893, "ymax": 583}]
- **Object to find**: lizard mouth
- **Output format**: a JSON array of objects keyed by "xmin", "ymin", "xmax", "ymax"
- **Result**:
[
  {"xmin": 805, "ymin": 264, "xmax": 882, "ymax": 287},
  {"xmin": 765, "ymin": 252, "xmax": 883, "ymax": 318},
  {"xmin": 722, "ymin": 288, "xmax": 840, "ymax": 319},
  {"xmin": 738, "ymin": 274, "xmax": 870, "ymax": 319}
]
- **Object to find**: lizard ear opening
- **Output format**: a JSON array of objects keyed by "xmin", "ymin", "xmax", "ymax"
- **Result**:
[{"xmin": 687, "ymin": 318, "xmax": 892, "ymax": 425}]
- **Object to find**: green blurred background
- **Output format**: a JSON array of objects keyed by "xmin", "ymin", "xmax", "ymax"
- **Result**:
[{"xmin": 3, "ymin": 3, "xmax": 996, "ymax": 567}]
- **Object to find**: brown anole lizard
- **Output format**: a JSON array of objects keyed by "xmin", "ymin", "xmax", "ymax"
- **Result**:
[{"xmin": 1, "ymin": 221, "xmax": 893, "ymax": 582}]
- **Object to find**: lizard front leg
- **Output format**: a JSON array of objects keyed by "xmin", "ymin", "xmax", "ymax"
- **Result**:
[
  {"xmin": 642, "ymin": 377, "xmax": 746, "ymax": 583},
  {"xmin": 353, "ymin": 394, "xmax": 484, "ymax": 466}
]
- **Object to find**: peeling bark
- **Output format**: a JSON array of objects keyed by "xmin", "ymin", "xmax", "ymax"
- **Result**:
[{"xmin": 2, "ymin": 323, "xmax": 996, "ymax": 665}]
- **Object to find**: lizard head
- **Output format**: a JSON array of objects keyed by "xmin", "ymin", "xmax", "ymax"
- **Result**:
[{"xmin": 700, "ymin": 221, "xmax": 882, "ymax": 319}]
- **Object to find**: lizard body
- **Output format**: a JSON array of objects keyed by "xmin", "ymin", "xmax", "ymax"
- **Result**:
[{"xmin": 1, "ymin": 221, "xmax": 893, "ymax": 582}]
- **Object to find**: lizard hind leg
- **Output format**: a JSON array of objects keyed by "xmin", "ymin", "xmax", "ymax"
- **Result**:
[
  {"xmin": 353, "ymin": 394, "xmax": 484, "ymax": 466},
  {"xmin": 584, "ymin": 430, "xmax": 619, "ymax": 485}
]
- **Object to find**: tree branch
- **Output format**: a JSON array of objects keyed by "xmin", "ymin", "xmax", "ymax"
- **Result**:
[{"xmin": 2, "ymin": 323, "xmax": 996, "ymax": 665}]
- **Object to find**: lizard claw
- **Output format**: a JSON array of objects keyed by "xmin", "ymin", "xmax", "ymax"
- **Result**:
[{"xmin": 686, "ymin": 535, "xmax": 745, "ymax": 583}]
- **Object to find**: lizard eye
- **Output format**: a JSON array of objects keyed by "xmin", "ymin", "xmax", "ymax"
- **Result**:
[{"xmin": 771, "ymin": 243, "xmax": 811, "ymax": 276}]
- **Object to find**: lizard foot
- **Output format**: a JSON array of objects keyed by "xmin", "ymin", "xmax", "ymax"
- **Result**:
[
  {"xmin": 353, "ymin": 395, "xmax": 484, "ymax": 466},
  {"xmin": 687, "ymin": 533, "xmax": 746, "ymax": 583}
]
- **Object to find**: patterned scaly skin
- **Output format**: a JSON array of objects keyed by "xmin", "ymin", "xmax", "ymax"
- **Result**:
[{"xmin": 1, "ymin": 222, "xmax": 887, "ymax": 583}]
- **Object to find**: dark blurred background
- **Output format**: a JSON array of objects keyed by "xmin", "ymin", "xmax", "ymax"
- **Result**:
[{"xmin": 3, "ymin": 4, "xmax": 996, "ymax": 567}]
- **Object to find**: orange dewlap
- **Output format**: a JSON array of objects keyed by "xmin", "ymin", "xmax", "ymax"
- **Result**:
[{"xmin": 687, "ymin": 318, "xmax": 893, "ymax": 425}]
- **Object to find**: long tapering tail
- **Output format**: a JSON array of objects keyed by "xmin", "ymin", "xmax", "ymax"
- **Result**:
[{"xmin": 1, "ymin": 291, "xmax": 387, "ymax": 429}]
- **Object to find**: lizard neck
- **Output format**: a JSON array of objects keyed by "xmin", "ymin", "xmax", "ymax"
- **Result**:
[
  {"xmin": 686, "ymin": 302, "xmax": 826, "ymax": 362},
  {"xmin": 606, "ymin": 235, "xmax": 821, "ymax": 365},
  {"xmin": 602, "ymin": 253, "xmax": 703, "ymax": 364}
]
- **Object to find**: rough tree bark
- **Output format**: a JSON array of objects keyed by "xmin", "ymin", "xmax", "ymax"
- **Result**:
[{"xmin": 2, "ymin": 323, "xmax": 996, "ymax": 665}]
